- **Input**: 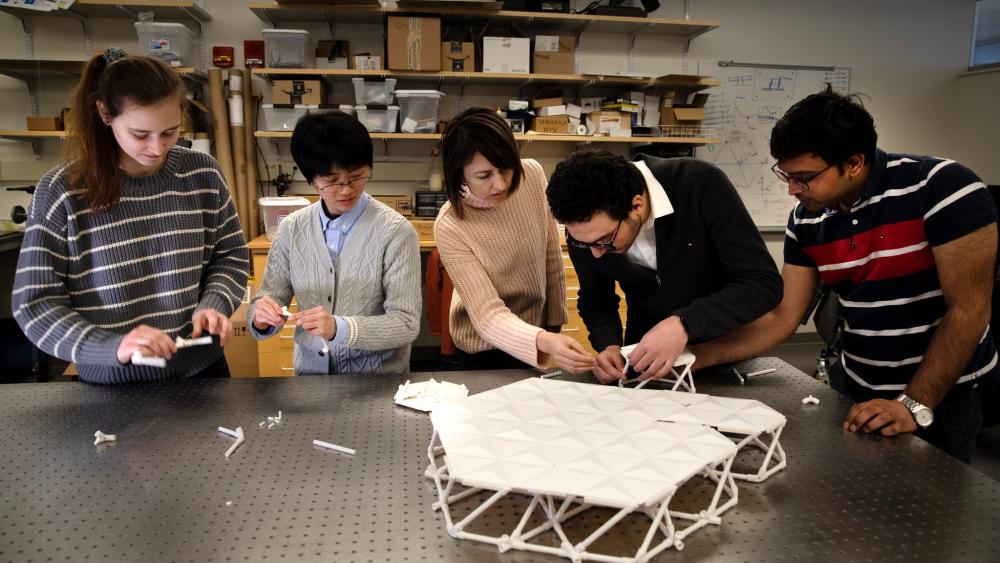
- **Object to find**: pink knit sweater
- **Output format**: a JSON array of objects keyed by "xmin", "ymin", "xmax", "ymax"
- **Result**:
[{"xmin": 433, "ymin": 159, "xmax": 568, "ymax": 367}]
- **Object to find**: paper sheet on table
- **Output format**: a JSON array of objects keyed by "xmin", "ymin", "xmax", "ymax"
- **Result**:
[{"xmin": 393, "ymin": 378, "xmax": 468, "ymax": 412}]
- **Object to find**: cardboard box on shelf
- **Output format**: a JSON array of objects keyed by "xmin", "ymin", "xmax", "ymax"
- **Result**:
[
  {"xmin": 441, "ymin": 29, "xmax": 476, "ymax": 72},
  {"xmin": 482, "ymin": 37, "xmax": 530, "ymax": 74},
  {"xmin": 26, "ymin": 115, "xmax": 63, "ymax": 131},
  {"xmin": 659, "ymin": 92, "xmax": 709, "ymax": 126},
  {"xmin": 587, "ymin": 111, "xmax": 631, "ymax": 135},
  {"xmin": 353, "ymin": 54, "xmax": 382, "ymax": 70},
  {"xmin": 272, "ymin": 79, "xmax": 327, "ymax": 105},
  {"xmin": 536, "ymin": 104, "xmax": 567, "ymax": 117},
  {"xmin": 410, "ymin": 219, "xmax": 435, "ymax": 241},
  {"xmin": 226, "ymin": 303, "xmax": 259, "ymax": 377},
  {"xmin": 532, "ymin": 115, "xmax": 570, "ymax": 134},
  {"xmin": 373, "ymin": 194, "xmax": 413, "ymax": 217},
  {"xmin": 532, "ymin": 96, "xmax": 564, "ymax": 109},
  {"xmin": 387, "ymin": 16, "xmax": 441, "ymax": 71},
  {"xmin": 533, "ymin": 35, "xmax": 575, "ymax": 75}
]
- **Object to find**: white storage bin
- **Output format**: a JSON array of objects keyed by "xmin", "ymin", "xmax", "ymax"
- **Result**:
[
  {"xmin": 395, "ymin": 90, "xmax": 446, "ymax": 133},
  {"xmin": 262, "ymin": 29, "xmax": 312, "ymax": 68},
  {"xmin": 351, "ymin": 78, "xmax": 397, "ymax": 105},
  {"xmin": 259, "ymin": 197, "xmax": 311, "ymax": 240},
  {"xmin": 355, "ymin": 105, "xmax": 399, "ymax": 133},
  {"xmin": 135, "ymin": 22, "xmax": 198, "ymax": 69},
  {"xmin": 261, "ymin": 104, "xmax": 314, "ymax": 131},
  {"xmin": 311, "ymin": 104, "xmax": 355, "ymax": 117}
]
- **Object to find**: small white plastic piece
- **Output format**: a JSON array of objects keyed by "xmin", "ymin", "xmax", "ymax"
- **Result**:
[
  {"xmin": 281, "ymin": 306, "xmax": 291, "ymax": 318},
  {"xmin": 267, "ymin": 422, "xmax": 275, "ymax": 429},
  {"xmin": 801, "ymin": 395, "xmax": 820, "ymax": 405},
  {"xmin": 175, "ymin": 335, "xmax": 213, "ymax": 348},
  {"xmin": 538, "ymin": 370, "xmax": 562, "ymax": 379},
  {"xmin": 313, "ymin": 439, "xmax": 356, "ymax": 455},
  {"xmin": 131, "ymin": 351, "xmax": 166, "ymax": 368},
  {"xmin": 394, "ymin": 378, "xmax": 469, "ymax": 412},
  {"xmin": 258, "ymin": 420, "xmax": 266, "ymax": 428},
  {"xmin": 321, "ymin": 342, "xmax": 330, "ymax": 356},
  {"xmin": 226, "ymin": 501, "xmax": 232, "ymax": 506},
  {"xmin": 731, "ymin": 367, "xmax": 745, "ymax": 385},
  {"xmin": 93, "ymin": 430, "xmax": 116, "ymax": 445},
  {"xmin": 746, "ymin": 368, "xmax": 776, "ymax": 378},
  {"xmin": 222, "ymin": 426, "xmax": 244, "ymax": 458},
  {"xmin": 277, "ymin": 411, "xmax": 282, "ymax": 421}
]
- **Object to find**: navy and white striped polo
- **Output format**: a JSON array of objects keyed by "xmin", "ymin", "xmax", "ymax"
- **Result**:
[{"xmin": 785, "ymin": 149, "xmax": 998, "ymax": 396}]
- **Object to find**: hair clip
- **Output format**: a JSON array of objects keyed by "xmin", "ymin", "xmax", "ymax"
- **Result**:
[{"xmin": 103, "ymin": 47, "xmax": 127, "ymax": 64}]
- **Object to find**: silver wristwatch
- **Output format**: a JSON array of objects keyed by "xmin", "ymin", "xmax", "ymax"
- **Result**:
[{"xmin": 895, "ymin": 393, "xmax": 934, "ymax": 428}]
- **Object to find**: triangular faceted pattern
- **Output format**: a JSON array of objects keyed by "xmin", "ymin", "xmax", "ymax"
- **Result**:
[{"xmin": 432, "ymin": 378, "xmax": 737, "ymax": 507}]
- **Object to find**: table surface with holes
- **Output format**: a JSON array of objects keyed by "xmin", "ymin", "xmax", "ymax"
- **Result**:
[{"xmin": 1, "ymin": 357, "xmax": 999, "ymax": 563}]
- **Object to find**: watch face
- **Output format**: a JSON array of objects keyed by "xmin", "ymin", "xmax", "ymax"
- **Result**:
[{"xmin": 915, "ymin": 408, "xmax": 934, "ymax": 427}]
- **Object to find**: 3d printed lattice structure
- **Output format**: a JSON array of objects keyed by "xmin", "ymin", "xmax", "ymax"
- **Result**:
[{"xmin": 425, "ymin": 378, "xmax": 786, "ymax": 562}]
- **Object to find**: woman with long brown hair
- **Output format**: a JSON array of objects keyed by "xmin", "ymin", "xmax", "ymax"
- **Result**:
[{"xmin": 12, "ymin": 48, "xmax": 249, "ymax": 383}]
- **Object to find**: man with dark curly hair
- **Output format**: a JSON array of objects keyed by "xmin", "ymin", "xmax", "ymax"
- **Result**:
[{"xmin": 545, "ymin": 149, "xmax": 782, "ymax": 384}]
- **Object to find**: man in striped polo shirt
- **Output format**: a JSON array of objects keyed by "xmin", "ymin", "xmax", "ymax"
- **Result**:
[{"xmin": 692, "ymin": 87, "xmax": 997, "ymax": 462}]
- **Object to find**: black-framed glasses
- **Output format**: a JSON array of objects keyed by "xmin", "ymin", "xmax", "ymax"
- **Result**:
[
  {"xmin": 567, "ymin": 220, "xmax": 622, "ymax": 251},
  {"xmin": 317, "ymin": 175, "xmax": 372, "ymax": 192},
  {"xmin": 771, "ymin": 163, "xmax": 833, "ymax": 191}
]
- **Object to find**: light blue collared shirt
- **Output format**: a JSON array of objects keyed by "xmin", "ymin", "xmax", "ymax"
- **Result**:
[{"xmin": 318, "ymin": 193, "xmax": 371, "ymax": 346}]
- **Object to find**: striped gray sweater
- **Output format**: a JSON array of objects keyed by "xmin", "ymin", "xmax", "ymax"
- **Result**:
[{"xmin": 12, "ymin": 146, "xmax": 250, "ymax": 384}]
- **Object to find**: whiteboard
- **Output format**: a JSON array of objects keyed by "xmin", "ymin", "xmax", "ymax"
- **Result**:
[{"xmin": 694, "ymin": 62, "xmax": 851, "ymax": 229}]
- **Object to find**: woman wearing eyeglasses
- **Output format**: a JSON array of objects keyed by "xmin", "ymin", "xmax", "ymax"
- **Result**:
[
  {"xmin": 434, "ymin": 107, "xmax": 595, "ymax": 373},
  {"xmin": 248, "ymin": 112, "xmax": 421, "ymax": 374}
]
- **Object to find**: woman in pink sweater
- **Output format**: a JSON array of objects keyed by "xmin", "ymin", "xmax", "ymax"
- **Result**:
[{"xmin": 434, "ymin": 108, "xmax": 595, "ymax": 373}]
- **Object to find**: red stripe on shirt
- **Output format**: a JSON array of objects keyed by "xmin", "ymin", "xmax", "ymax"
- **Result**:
[
  {"xmin": 804, "ymin": 218, "xmax": 928, "ymax": 266},
  {"xmin": 818, "ymin": 246, "xmax": 936, "ymax": 285}
]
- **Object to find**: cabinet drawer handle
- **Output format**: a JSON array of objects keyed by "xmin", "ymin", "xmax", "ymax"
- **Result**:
[
  {"xmin": 280, "ymin": 366, "xmax": 294, "ymax": 372},
  {"xmin": 279, "ymin": 335, "xmax": 294, "ymax": 340},
  {"xmin": 561, "ymin": 328, "xmax": 579, "ymax": 333}
]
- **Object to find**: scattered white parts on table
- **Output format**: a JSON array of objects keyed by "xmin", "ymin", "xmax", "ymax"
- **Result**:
[
  {"xmin": 313, "ymin": 439, "xmax": 356, "ymax": 455},
  {"xmin": 93, "ymin": 430, "xmax": 116, "ymax": 445},
  {"xmin": 219, "ymin": 426, "xmax": 245, "ymax": 458},
  {"xmin": 393, "ymin": 378, "xmax": 469, "ymax": 412}
]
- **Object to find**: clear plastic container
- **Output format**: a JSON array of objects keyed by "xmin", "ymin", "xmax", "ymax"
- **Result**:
[
  {"xmin": 261, "ymin": 104, "xmax": 314, "ymax": 131},
  {"xmin": 261, "ymin": 29, "xmax": 312, "ymax": 68},
  {"xmin": 311, "ymin": 104, "xmax": 355, "ymax": 117},
  {"xmin": 394, "ymin": 90, "xmax": 446, "ymax": 133},
  {"xmin": 259, "ymin": 197, "xmax": 311, "ymax": 240},
  {"xmin": 351, "ymin": 78, "xmax": 397, "ymax": 105},
  {"xmin": 135, "ymin": 22, "xmax": 198, "ymax": 69},
  {"xmin": 355, "ymin": 105, "xmax": 399, "ymax": 133}
]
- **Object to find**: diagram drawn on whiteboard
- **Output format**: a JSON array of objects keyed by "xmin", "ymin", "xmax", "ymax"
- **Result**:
[{"xmin": 695, "ymin": 62, "xmax": 850, "ymax": 228}]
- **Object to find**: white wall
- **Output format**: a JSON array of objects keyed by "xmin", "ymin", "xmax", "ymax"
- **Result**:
[{"xmin": 954, "ymin": 68, "xmax": 1000, "ymax": 185}]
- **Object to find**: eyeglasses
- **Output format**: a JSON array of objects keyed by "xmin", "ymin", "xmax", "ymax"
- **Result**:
[
  {"xmin": 771, "ymin": 163, "xmax": 833, "ymax": 191},
  {"xmin": 317, "ymin": 175, "xmax": 372, "ymax": 192},
  {"xmin": 567, "ymin": 220, "xmax": 622, "ymax": 251}
]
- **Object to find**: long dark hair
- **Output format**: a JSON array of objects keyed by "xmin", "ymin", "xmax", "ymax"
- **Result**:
[
  {"xmin": 440, "ymin": 107, "xmax": 523, "ymax": 219},
  {"xmin": 65, "ymin": 51, "xmax": 186, "ymax": 210}
]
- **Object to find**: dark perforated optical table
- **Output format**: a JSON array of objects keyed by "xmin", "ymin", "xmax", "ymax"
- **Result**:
[{"xmin": 2, "ymin": 358, "xmax": 999, "ymax": 562}]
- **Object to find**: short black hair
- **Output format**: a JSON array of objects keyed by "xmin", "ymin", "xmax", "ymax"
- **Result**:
[
  {"xmin": 546, "ymin": 150, "xmax": 644, "ymax": 224},
  {"xmin": 770, "ymin": 85, "xmax": 877, "ymax": 169},
  {"xmin": 440, "ymin": 107, "xmax": 522, "ymax": 219},
  {"xmin": 290, "ymin": 111, "xmax": 373, "ymax": 183}
]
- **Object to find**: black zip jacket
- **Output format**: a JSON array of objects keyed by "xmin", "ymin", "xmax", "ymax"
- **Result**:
[{"xmin": 571, "ymin": 154, "xmax": 783, "ymax": 352}]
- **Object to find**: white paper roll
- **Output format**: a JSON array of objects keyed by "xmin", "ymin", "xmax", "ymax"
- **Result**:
[
  {"xmin": 191, "ymin": 138, "xmax": 211, "ymax": 154},
  {"xmin": 575, "ymin": 124, "xmax": 588, "ymax": 136}
]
